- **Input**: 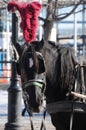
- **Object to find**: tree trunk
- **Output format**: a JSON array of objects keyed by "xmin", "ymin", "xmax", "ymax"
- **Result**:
[{"xmin": 43, "ymin": 20, "xmax": 54, "ymax": 41}]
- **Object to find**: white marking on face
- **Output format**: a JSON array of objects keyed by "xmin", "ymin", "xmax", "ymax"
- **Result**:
[{"xmin": 29, "ymin": 58, "xmax": 34, "ymax": 68}]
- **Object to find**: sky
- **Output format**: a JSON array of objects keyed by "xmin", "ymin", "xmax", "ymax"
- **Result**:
[
  {"xmin": 58, "ymin": 5, "xmax": 86, "ymax": 29},
  {"xmin": 57, "ymin": 4, "xmax": 86, "ymax": 37}
]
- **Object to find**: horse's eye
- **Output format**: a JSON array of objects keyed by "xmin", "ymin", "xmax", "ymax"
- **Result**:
[{"xmin": 28, "ymin": 58, "xmax": 34, "ymax": 68}]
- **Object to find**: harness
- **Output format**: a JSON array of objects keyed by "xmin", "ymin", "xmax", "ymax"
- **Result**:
[{"xmin": 47, "ymin": 63, "xmax": 86, "ymax": 130}]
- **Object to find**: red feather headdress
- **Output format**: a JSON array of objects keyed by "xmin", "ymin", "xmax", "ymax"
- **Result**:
[{"xmin": 7, "ymin": 1, "xmax": 42, "ymax": 43}]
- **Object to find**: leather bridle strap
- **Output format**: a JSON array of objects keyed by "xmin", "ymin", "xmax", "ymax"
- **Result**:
[
  {"xmin": 23, "ymin": 81, "xmax": 44, "ymax": 89},
  {"xmin": 29, "ymin": 109, "xmax": 47, "ymax": 130},
  {"xmin": 40, "ymin": 109, "xmax": 46, "ymax": 130},
  {"xmin": 22, "ymin": 79, "xmax": 46, "ymax": 92},
  {"xmin": 24, "ymin": 98, "xmax": 47, "ymax": 130}
]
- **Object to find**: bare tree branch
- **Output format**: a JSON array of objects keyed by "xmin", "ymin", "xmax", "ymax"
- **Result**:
[
  {"xmin": 55, "ymin": 3, "xmax": 79, "ymax": 21},
  {"xmin": 54, "ymin": 0, "xmax": 58, "ymax": 18}
]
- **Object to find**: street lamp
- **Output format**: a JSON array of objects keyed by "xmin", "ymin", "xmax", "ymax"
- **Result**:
[{"xmin": 5, "ymin": 13, "xmax": 24, "ymax": 130}]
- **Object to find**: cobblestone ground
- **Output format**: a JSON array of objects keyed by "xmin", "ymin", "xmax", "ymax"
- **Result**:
[{"xmin": 0, "ymin": 115, "xmax": 55, "ymax": 130}]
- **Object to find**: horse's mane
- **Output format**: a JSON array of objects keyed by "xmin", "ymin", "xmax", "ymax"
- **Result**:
[
  {"xmin": 48, "ymin": 41, "xmax": 78, "ymax": 91},
  {"xmin": 60, "ymin": 47, "xmax": 77, "ymax": 90}
]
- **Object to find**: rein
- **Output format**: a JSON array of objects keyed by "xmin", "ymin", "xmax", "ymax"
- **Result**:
[
  {"xmin": 23, "ymin": 90, "xmax": 46, "ymax": 130},
  {"xmin": 28, "ymin": 109, "xmax": 47, "ymax": 130}
]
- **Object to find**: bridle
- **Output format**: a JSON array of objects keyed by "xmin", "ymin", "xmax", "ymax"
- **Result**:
[
  {"xmin": 21, "ymin": 46, "xmax": 46, "ymax": 130},
  {"xmin": 10, "ymin": 42, "xmax": 47, "ymax": 130},
  {"xmin": 22, "ymin": 78, "xmax": 46, "ymax": 130}
]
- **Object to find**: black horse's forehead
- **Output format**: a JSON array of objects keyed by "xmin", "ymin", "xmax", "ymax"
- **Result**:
[
  {"xmin": 18, "ymin": 43, "xmax": 45, "ymax": 75},
  {"xmin": 24, "ymin": 44, "xmax": 33, "ymax": 53},
  {"xmin": 22, "ymin": 45, "xmax": 35, "ymax": 62},
  {"xmin": 21, "ymin": 44, "xmax": 34, "ymax": 58}
]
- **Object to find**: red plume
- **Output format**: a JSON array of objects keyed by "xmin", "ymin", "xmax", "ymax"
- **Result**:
[{"xmin": 7, "ymin": 1, "xmax": 42, "ymax": 43}]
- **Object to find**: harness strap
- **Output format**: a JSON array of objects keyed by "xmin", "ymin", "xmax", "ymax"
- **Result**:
[
  {"xmin": 40, "ymin": 109, "xmax": 46, "ymax": 130},
  {"xmin": 70, "ymin": 102, "xmax": 74, "ymax": 130},
  {"xmin": 27, "ymin": 109, "xmax": 47, "ymax": 130},
  {"xmin": 29, "ymin": 116, "xmax": 34, "ymax": 130},
  {"xmin": 47, "ymin": 101, "xmax": 86, "ymax": 114}
]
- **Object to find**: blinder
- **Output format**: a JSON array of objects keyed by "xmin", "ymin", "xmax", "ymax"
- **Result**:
[
  {"xmin": 16, "ymin": 51, "xmax": 45, "ymax": 75},
  {"xmin": 36, "ymin": 52, "xmax": 45, "ymax": 74}
]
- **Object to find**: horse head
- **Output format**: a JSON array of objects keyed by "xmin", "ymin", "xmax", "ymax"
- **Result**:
[{"xmin": 14, "ymin": 41, "xmax": 46, "ymax": 113}]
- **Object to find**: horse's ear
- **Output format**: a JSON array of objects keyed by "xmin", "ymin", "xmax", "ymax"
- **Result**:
[{"xmin": 32, "ymin": 38, "xmax": 44, "ymax": 51}]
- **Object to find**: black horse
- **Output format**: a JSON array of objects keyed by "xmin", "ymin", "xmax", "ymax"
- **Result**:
[
  {"xmin": 13, "ymin": 39, "xmax": 86, "ymax": 130},
  {"xmin": 29, "ymin": 39, "xmax": 86, "ymax": 130},
  {"xmin": 13, "ymin": 42, "xmax": 46, "ymax": 113}
]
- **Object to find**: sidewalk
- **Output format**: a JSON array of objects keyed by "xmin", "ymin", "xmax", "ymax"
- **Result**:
[
  {"xmin": 0, "ymin": 84, "xmax": 9, "ymax": 90},
  {"xmin": 0, "ymin": 114, "xmax": 55, "ymax": 130},
  {"xmin": 0, "ymin": 89, "xmax": 55, "ymax": 130}
]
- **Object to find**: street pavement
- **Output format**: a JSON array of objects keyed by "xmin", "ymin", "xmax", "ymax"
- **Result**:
[{"xmin": 0, "ymin": 89, "xmax": 55, "ymax": 130}]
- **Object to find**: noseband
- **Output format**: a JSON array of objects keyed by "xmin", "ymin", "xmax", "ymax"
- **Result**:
[{"xmin": 22, "ymin": 78, "xmax": 46, "ymax": 93}]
